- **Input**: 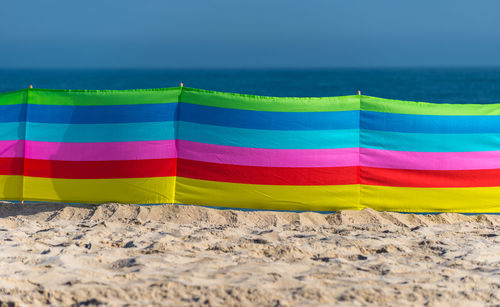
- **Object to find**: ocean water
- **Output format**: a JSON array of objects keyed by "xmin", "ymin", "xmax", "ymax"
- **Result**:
[{"xmin": 2, "ymin": 68, "xmax": 500, "ymax": 104}]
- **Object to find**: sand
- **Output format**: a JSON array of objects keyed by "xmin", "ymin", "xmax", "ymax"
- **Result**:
[{"xmin": 0, "ymin": 203, "xmax": 499, "ymax": 306}]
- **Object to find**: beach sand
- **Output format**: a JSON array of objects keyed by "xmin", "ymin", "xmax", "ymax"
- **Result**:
[{"xmin": 0, "ymin": 203, "xmax": 498, "ymax": 306}]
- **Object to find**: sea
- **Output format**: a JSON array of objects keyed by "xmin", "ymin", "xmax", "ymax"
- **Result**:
[{"xmin": 2, "ymin": 68, "xmax": 500, "ymax": 104}]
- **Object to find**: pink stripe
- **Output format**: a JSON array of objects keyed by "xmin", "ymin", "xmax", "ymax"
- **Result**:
[
  {"xmin": 12, "ymin": 140, "xmax": 500, "ymax": 170},
  {"xmin": 177, "ymin": 140, "xmax": 359, "ymax": 167},
  {"xmin": 25, "ymin": 140, "xmax": 177, "ymax": 161},
  {"xmin": 0, "ymin": 140, "xmax": 24, "ymax": 158},
  {"xmin": 9, "ymin": 140, "xmax": 500, "ymax": 170},
  {"xmin": 361, "ymin": 148, "xmax": 500, "ymax": 170},
  {"xmin": 16, "ymin": 140, "xmax": 358, "ymax": 166}
]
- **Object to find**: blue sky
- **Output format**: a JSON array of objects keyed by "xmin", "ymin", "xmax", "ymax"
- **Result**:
[{"xmin": 1, "ymin": 0, "xmax": 500, "ymax": 68}]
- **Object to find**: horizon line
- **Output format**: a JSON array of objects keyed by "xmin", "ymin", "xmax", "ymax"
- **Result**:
[{"xmin": 3, "ymin": 65, "xmax": 500, "ymax": 70}]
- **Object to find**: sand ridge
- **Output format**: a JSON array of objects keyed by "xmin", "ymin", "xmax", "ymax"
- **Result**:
[{"xmin": 0, "ymin": 202, "xmax": 499, "ymax": 306}]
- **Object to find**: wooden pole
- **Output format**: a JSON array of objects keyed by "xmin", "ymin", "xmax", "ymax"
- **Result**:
[{"xmin": 21, "ymin": 85, "xmax": 33, "ymax": 204}]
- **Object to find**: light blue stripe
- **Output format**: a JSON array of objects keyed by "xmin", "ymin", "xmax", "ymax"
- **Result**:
[
  {"xmin": 178, "ymin": 122, "xmax": 359, "ymax": 149},
  {"xmin": 362, "ymin": 129, "xmax": 500, "ymax": 152},
  {"xmin": 0, "ymin": 122, "xmax": 25, "ymax": 140},
  {"xmin": 26, "ymin": 122, "xmax": 176, "ymax": 142}
]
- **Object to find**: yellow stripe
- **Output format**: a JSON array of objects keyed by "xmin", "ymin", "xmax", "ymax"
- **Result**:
[
  {"xmin": 362, "ymin": 185, "xmax": 500, "ymax": 213},
  {"xmin": 12, "ymin": 176, "xmax": 500, "ymax": 213},
  {"xmin": 175, "ymin": 177, "xmax": 360, "ymax": 211},
  {"xmin": 23, "ymin": 176, "xmax": 175, "ymax": 204},
  {"xmin": 0, "ymin": 175, "xmax": 23, "ymax": 201}
]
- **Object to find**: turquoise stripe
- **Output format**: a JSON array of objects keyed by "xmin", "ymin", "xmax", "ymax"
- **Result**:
[
  {"xmin": 178, "ymin": 122, "xmax": 359, "ymax": 149},
  {"xmin": 0, "ymin": 122, "xmax": 25, "ymax": 141},
  {"xmin": 17, "ymin": 121, "xmax": 358, "ymax": 146},
  {"xmin": 362, "ymin": 129, "xmax": 500, "ymax": 152},
  {"xmin": 26, "ymin": 122, "xmax": 176, "ymax": 142},
  {"xmin": 11, "ymin": 122, "xmax": 500, "ymax": 151},
  {"xmin": 13, "ymin": 122, "xmax": 500, "ymax": 151}
]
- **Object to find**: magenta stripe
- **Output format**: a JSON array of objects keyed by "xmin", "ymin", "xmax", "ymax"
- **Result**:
[
  {"xmin": 361, "ymin": 148, "xmax": 500, "ymax": 170},
  {"xmin": 0, "ymin": 140, "xmax": 24, "ymax": 158},
  {"xmin": 21, "ymin": 140, "xmax": 359, "ymax": 166},
  {"xmin": 13, "ymin": 140, "xmax": 359, "ymax": 165},
  {"xmin": 8, "ymin": 139, "xmax": 500, "ymax": 170},
  {"xmin": 25, "ymin": 140, "xmax": 177, "ymax": 161},
  {"xmin": 9, "ymin": 139, "xmax": 500, "ymax": 170},
  {"xmin": 177, "ymin": 140, "xmax": 359, "ymax": 167}
]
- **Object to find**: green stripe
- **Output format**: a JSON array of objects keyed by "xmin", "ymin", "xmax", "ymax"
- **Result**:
[
  {"xmin": 1, "ymin": 87, "xmax": 500, "ymax": 114},
  {"xmin": 29, "ymin": 88, "xmax": 181, "ymax": 106},
  {"xmin": 180, "ymin": 87, "xmax": 360, "ymax": 112},
  {"xmin": 0, "ymin": 90, "xmax": 27, "ymax": 106},
  {"xmin": 361, "ymin": 96, "xmax": 500, "ymax": 116}
]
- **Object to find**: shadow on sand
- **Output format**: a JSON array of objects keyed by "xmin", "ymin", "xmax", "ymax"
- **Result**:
[{"xmin": 0, "ymin": 201, "xmax": 98, "ymax": 219}]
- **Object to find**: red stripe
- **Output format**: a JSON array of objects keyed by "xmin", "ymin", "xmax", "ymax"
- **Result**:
[
  {"xmin": 0, "ymin": 158, "xmax": 24, "ymax": 176},
  {"xmin": 1, "ymin": 158, "xmax": 359, "ymax": 184},
  {"xmin": 11, "ymin": 158, "xmax": 500, "ymax": 187},
  {"xmin": 177, "ymin": 158, "xmax": 359, "ymax": 185},
  {"xmin": 24, "ymin": 158, "xmax": 177, "ymax": 179},
  {"xmin": 362, "ymin": 167, "xmax": 500, "ymax": 187}
]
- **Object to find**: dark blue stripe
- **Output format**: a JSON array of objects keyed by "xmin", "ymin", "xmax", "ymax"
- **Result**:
[
  {"xmin": 27, "ymin": 103, "xmax": 178, "ymax": 124},
  {"xmin": 361, "ymin": 111, "xmax": 500, "ymax": 133},
  {"xmin": 0, "ymin": 104, "xmax": 26, "ymax": 122},
  {"xmin": 179, "ymin": 103, "xmax": 359, "ymax": 130},
  {"xmin": 23, "ymin": 103, "xmax": 358, "ymax": 129}
]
